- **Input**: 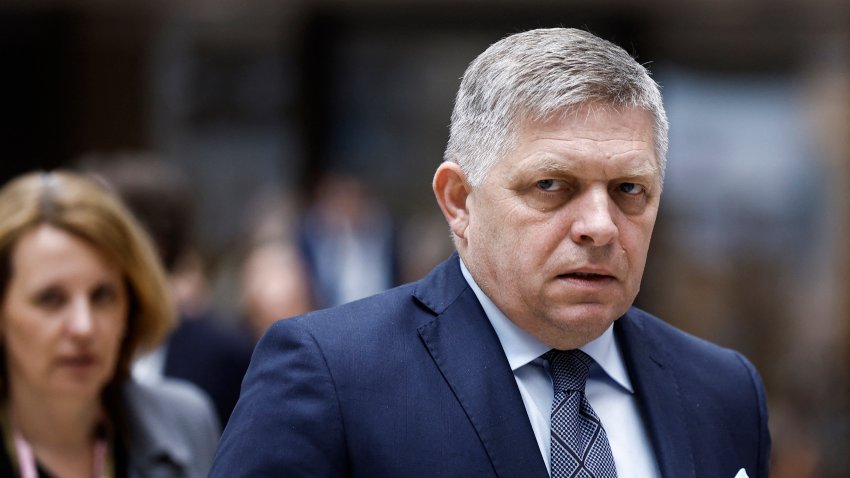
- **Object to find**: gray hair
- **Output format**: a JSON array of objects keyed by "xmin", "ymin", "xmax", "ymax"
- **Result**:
[{"xmin": 444, "ymin": 28, "xmax": 669, "ymax": 186}]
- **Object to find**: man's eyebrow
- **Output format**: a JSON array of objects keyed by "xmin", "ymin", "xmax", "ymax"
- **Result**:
[
  {"xmin": 522, "ymin": 156, "xmax": 661, "ymax": 178},
  {"xmin": 618, "ymin": 163, "xmax": 661, "ymax": 179},
  {"xmin": 525, "ymin": 156, "xmax": 577, "ymax": 175}
]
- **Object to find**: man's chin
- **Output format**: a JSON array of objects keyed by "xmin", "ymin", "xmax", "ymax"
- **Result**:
[
  {"xmin": 532, "ymin": 308, "xmax": 620, "ymax": 349},
  {"xmin": 560, "ymin": 302, "xmax": 624, "ymax": 321}
]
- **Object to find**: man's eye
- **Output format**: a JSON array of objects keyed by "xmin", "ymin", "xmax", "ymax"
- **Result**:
[
  {"xmin": 618, "ymin": 183, "xmax": 645, "ymax": 195},
  {"xmin": 537, "ymin": 179, "xmax": 563, "ymax": 191}
]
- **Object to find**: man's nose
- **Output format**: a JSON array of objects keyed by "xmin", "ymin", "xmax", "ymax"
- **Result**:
[{"xmin": 569, "ymin": 187, "xmax": 618, "ymax": 246}]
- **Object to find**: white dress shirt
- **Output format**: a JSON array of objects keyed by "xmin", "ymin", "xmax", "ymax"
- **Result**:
[{"xmin": 460, "ymin": 260, "xmax": 661, "ymax": 478}]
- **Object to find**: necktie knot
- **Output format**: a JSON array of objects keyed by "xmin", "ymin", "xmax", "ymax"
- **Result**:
[{"xmin": 543, "ymin": 349, "xmax": 592, "ymax": 394}]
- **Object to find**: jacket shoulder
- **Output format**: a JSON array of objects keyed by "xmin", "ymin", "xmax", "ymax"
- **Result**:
[
  {"xmin": 620, "ymin": 308, "xmax": 771, "ymax": 476},
  {"xmin": 622, "ymin": 307, "xmax": 747, "ymax": 363},
  {"xmin": 276, "ymin": 253, "xmax": 465, "ymax": 338},
  {"xmin": 126, "ymin": 378, "xmax": 219, "ymax": 424},
  {"xmin": 123, "ymin": 379, "xmax": 221, "ymax": 478},
  {"xmin": 621, "ymin": 307, "xmax": 769, "ymax": 428}
]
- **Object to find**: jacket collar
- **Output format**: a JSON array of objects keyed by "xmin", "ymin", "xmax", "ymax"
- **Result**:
[
  {"xmin": 616, "ymin": 309, "xmax": 696, "ymax": 478},
  {"xmin": 413, "ymin": 254, "xmax": 549, "ymax": 478}
]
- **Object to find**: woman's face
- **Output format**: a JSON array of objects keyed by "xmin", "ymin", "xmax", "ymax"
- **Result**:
[{"xmin": 1, "ymin": 224, "xmax": 128, "ymax": 402}]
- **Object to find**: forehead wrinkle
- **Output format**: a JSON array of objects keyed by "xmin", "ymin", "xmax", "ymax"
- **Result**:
[
  {"xmin": 531, "ymin": 155, "xmax": 574, "ymax": 174},
  {"xmin": 523, "ymin": 126, "xmax": 653, "ymax": 151}
]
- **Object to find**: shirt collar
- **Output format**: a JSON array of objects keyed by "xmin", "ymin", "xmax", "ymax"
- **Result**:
[{"xmin": 459, "ymin": 258, "xmax": 633, "ymax": 393}]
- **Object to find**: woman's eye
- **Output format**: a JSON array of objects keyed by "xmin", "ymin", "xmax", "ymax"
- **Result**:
[
  {"xmin": 34, "ymin": 289, "xmax": 66, "ymax": 308},
  {"xmin": 618, "ymin": 183, "xmax": 645, "ymax": 195},
  {"xmin": 91, "ymin": 284, "xmax": 119, "ymax": 304}
]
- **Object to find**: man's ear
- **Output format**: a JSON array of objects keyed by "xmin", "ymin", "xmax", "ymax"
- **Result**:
[{"xmin": 432, "ymin": 162, "xmax": 471, "ymax": 240}]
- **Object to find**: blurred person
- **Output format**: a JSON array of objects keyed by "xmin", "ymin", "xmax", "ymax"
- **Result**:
[
  {"xmin": 0, "ymin": 170, "xmax": 219, "ymax": 477},
  {"xmin": 239, "ymin": 240, "xmax": 314, "ymax": 341},
  {"xmin": 397, "ymin": 211, "xmax": 456, "ymax": 283},
  {"xmin": 297, "ymin": 171, "xmax": 400, "ymax": 308},
  {"xmin": 76, "ymin": 154, "xmax": 254, "ymax": 427},
  {"xmin": 210, "ymin": 28, "xmax": 770, "ymax": 478}
]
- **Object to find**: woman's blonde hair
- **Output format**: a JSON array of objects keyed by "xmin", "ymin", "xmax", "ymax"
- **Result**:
[{"xmin": 0, "ymin": 170, "xmax": 175, "ymax": 383}]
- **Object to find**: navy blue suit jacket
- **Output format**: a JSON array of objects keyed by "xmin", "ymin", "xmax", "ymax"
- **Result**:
[{"xmin": 210, "ymin": 254, "xmax": 770, "ymax": 477}]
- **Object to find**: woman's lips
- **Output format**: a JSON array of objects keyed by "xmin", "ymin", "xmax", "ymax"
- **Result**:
[{"xmin": 58, "ymin": 355, "xmax": 97, "ymax": 367}]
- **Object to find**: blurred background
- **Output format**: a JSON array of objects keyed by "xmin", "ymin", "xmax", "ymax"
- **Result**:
[{"xmin": 1, "ymin": 0, "xmax": 848, "ymax": 476}]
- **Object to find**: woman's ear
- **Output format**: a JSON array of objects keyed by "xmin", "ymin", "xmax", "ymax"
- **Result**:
[{"xmin": 432, "ymin": 162, "xmax": 471, "ymax": 241}]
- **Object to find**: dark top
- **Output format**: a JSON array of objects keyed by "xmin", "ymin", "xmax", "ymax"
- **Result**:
[
  {"xmin": 162, "ymin": 313, "xmax": 255, "ymax": 426},
  {"xmin": 0, "ymin": 404, "xmax": 128, "ymax": 478}
]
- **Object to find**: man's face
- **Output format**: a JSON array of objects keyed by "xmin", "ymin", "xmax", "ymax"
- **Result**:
[{"xmin": 461, "ymin": 106, "xmax": 661, "ymax": 349}]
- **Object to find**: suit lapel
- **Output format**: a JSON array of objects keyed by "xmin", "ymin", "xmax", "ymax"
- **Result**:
[
  {"xmin": 414, "ymin": 255, "xmax": 549, "ymax": 478},
  {"xmin": 616, "ymin": 310, "xmax": 695, "ymax": 478}
]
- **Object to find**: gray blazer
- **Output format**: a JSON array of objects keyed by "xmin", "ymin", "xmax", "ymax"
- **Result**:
[{"xmin": 124, "ymin": 378, "xmax": 221, "ymax": 478}]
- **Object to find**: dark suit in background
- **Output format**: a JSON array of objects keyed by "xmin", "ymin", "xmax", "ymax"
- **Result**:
[{"xmin": 163, "ymin": 313, "xmax": 254, "ymax": 426}]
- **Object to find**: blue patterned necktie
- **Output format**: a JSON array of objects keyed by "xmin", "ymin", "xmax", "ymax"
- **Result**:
[{"xmin": 544, "ymin": 349, "xmax": 618, "ymax": 478}]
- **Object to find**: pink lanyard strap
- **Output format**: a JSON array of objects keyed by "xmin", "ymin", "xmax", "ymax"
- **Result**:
[
  {"xmin": 92, "ymin": 438, "xmax": 108, "ymax": 478},
  {"xmin": 13, "ymin": 426, "xmax": 108, "ymax": 478},
  {"xmin": 12, "ymin": 428, "xmax": 36, "ymax": 478}
]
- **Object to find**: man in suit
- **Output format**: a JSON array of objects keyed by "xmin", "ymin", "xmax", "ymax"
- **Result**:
[{"xmin": 210, "ymin": 28, "xmax": 771, "ymax": 478}]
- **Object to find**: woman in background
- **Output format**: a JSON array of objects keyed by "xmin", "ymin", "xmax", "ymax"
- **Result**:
[{"xmin": 0, "ymin": 171, "xmax": 219, "ymax": 478}]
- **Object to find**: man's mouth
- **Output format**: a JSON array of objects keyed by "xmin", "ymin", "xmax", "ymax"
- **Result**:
[{"xmin": 559, "ymin": 271, "xmax": 614, "ymax": 281}]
